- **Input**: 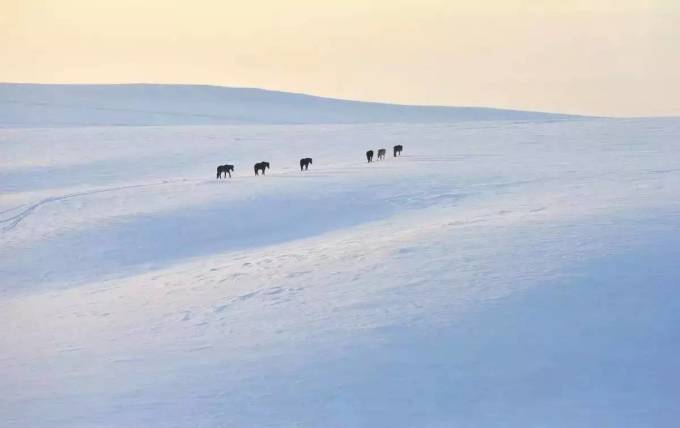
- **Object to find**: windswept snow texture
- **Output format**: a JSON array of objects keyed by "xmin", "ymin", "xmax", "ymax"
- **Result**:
[
  {"xmin": 0, "ymin": 83, "xmax": 577, "ymax": 127},
  {"xmin": 1, "ymin": 119, "xmax": 680, "ymax": 427}
]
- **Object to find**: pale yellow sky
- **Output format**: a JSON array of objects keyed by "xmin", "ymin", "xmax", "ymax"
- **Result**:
[{"xmin": 2, "ymin": 0, "xmax": 679, "ymax": 116}]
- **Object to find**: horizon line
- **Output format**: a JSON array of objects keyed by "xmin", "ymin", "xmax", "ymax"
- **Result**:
[{"xmin": 2, "ymin": 81, "xmax": 678, "ymax": 119}]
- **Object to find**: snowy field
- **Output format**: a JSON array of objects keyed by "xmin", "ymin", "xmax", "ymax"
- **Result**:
[{"xmin": 1, "ymin": 118, "xmax": 680, "ymax": 427}]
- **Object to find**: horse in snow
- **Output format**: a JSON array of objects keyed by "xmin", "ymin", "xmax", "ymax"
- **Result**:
[
  {"xmin": 377, "ymin": 148, "xmax": 387, "ymax": 160},
  {"xmin": 216, "ymin": 164, "xmax": 234, "ymax": 179},
  {"xmin": 366, "ymin": 150, "xmax": 374, "ymax": 163},
  {"xmin": 254, "ymin": 161, "xmax": 270, "ymax": 175},
  {"xmin": 393, "ymin": 145, "xmax": 403, "ymax": 157},
  {"xmin": 300, "ymin": 157, "xmax": 313, "ymax": 171}
]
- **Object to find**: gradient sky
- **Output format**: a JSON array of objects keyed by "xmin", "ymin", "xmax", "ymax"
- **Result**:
[{"xmin": 2, "ymin": 0, "xmax": 679, "ymax": 116}]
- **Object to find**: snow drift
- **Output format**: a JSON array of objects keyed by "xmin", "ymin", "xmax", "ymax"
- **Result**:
[{"xmin": 0, "ymin": 83, "xmax": 578, "ymax": 127}]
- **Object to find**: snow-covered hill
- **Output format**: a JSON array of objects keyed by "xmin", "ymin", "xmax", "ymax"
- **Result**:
[
  {"xmin": 0, "ymin": 83, "xmax": 578, "ymax": 127},
  {"xmin": 1, "ymin": 118, "xmax": 679, "ymax": 427}
]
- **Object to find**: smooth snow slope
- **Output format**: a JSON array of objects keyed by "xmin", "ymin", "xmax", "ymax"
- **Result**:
[
  {"xmin": 1, "ymin": 118, "xmax": 680, "ymax": 427},
  {"xmin": 0, "ymin": 83, "xmax": 577, "ymax": 127}
]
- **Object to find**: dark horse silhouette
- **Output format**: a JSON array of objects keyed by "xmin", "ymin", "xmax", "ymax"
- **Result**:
[
  {"xmin": 393, "ymin": 145, "xmax": 403, "ymax": 157},
  {"xmin": 254, "ymin": 161, "xmax": 270, "ymax": 175},
  {"xmin": 366, "ymin": 150, "xmax": 374, "ymax": 163},
  {"xmin": 300, "ymin": 157, "xmax": 313, "ymax": 171},
  {"xmin": 377, "ymin": 148, "xmax": 387, "ymax": 160},
  {"xmin": 216, "ymin": 164, "xmax": 234, "ymax": 179}
]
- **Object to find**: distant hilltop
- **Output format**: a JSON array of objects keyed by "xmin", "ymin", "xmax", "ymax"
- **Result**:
[{"xmin": 0, "ymin": 83, "xmax": 582, "ymax": 127}]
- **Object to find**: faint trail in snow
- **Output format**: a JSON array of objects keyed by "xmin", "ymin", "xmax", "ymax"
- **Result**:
[
  {"xmin": 0, "ymin": 204, "xmax": 28, "ymax": 215},
  {"xmin": 207, "ymin": 285, "xmax": 302, "ymax": 317},
  {"xmin": 0, "ymin": 179, "xmax": 192, "ymax": 233}
]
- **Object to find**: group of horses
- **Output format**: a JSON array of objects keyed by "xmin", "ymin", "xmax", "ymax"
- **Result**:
[
  {"xmin": 366, "ymin": 145, "xmax": 403, "ymax": 163},
  {"xmin": 216, "ymin": 145, "xmax": 403, "ymax": 179}
]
